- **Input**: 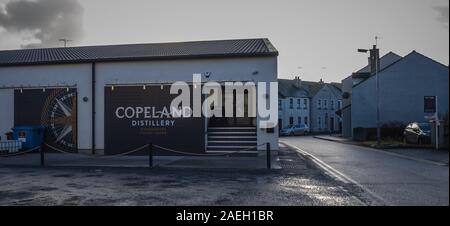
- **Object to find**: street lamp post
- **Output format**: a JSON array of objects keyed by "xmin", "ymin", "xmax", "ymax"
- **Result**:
[{"xmin": 358, "ymin": 40, "xmax": 381, "ymax": 146}]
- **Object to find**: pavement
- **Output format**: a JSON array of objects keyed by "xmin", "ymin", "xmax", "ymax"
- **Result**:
[
  {"xmin": 281, "ymin": 136, "xmax": 449, "ymax": 206},
  {"xmin": 0, "ymin": 145, "xmax": 365, "ymax": 206},
  {"xmin": 0, "ymin": 152, "xmax": 280, "ymax": 169},
  {"xmin": 314, "ymin": 135, "xmax": 449, "ymax": 166}
]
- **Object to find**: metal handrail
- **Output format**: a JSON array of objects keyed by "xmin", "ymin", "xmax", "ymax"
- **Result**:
[{"xmin": 153, "ymin": 143, "xmax": 266, "ymax": 156}]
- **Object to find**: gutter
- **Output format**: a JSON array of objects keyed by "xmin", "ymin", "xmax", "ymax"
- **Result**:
[{"xmin": 92, "ymin": 62, "xmax": 96, "ymax": 155}]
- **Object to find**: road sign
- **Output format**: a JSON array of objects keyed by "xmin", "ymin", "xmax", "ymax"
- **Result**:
[{"xmin": 424, "ymin": 96, "xmax": 436, "ymax": 113}]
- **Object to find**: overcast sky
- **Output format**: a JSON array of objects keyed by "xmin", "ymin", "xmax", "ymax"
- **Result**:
[{"xmin": 1, "ymin": 0, "xmax": 448, "ymax": 82}]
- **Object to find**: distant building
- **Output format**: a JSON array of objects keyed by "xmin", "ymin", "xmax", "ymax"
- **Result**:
[
  {"xmin": 310, "ymin": 80, "xmax": 342, "ymax": 133},
  {"xmin": 341, "ymin": 51, "xmax": 403, "ymax": 137},
  {"xmin": 278, "ymin": 77, "xmax": 342, "ymax": 133},
  {"xmin": 342, "ymin": 50, "xmax": 449, "ymax": 140},
  {"xmin": 278, "ymin": 77, "xmax": 310, "ymax": 130}
]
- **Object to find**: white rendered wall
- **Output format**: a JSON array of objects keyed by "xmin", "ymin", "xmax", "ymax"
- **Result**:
[
  {"xmin": 0, "ymin": 56, "xmax": 278, "ymax": 152},
  {"xmin": 0, "ymin": 64, "xmax": 93, "ymax": 149},
  {"xmin": 94, "ymin": 56, "xmax": 279, "ymax": 151},
  {"xmin": 0, "ymin": 89, "xmax": 14, "ymax": 141}
]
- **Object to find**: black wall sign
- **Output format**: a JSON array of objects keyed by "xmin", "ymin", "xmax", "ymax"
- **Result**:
[
  {"xmin": 424, "ymin": 96, "xmax": 436, "ymax": 113},
  {"xmin": 14, "ymin": 88, "xmax": 78, "ymax": 152},
  {"xmin": 104, "ymin": 86, "xmax": 205, "ymax": 155}
]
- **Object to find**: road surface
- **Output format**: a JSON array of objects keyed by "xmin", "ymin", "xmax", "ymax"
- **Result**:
[{"xmin": 281, "ymin": 136, "xmax": 449, "ymax": 206}]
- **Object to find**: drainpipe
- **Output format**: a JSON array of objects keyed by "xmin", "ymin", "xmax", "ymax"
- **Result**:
[{"xmin": 92, "ymin": 63, "xmax": 96, "ymax": 155}]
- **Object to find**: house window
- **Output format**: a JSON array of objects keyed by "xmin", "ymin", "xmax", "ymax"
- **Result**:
[
  {"xmin": 317, "ymin": 100, "xmax": 321, "ymax": 109},
  {"xmin": 323, "ymin": 100, "xmax": 327, "ymax": 110},
  {"xmin": 330, "ymin": 100, "xmax": 334, "ymax": 110},
  {"xmin": 278, "ymin": 100, "xmax": 282, "ymax": 110},
  {"xmin": 325, "ymin": 113, "xmax": 329, "ymax": 129},
  {"xmin": 298, "ymin": 117, "xmax": 302, "ymax": 125},
  {"xmin": 297, "ymin": 99, "xmax": 301, "ymax": 109},
  {"xmin": 318, "ymin": 117, "xmax": 322, "ymax": 129},
  {"xmin": 289, "ymin": 98, "xmax": 293, "ymax": 109},
  {"xmin": 289, "ymin": 117, "xmax": 294, "ymax": 126},
  {"xmin": 303, "ymin": 99, "xmax": 308, "ymax": 109},
  {"xmin": 337, "ymin": 100, "xmax": 341, "ymax": 110},
  {"xmin": 304, "ymin": 116, "xmax": 308, "ymax": 125}
]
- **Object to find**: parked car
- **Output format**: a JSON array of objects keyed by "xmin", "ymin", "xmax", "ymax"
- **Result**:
[
  {"xmin": 403, "ymin": 122, "xmax": 431, "ymax": 144},
  {"xmin": 280, "ymin": 124, "xmax": 309, "ymax": 136}
]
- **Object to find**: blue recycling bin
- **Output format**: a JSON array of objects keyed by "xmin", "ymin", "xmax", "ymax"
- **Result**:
[{"xmin": 12, "ymin": 126, "xmax": 46, "ymax": 149}]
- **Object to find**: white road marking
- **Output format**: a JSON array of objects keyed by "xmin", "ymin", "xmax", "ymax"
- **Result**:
[{"xmin": 281, "ymin": 141, "xmax": 391, "ymax": 206}]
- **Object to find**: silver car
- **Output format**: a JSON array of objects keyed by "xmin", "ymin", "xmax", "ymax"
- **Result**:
[{"xmin": 280, "ymin": 124, "xmax": 309, "ymax": 136}]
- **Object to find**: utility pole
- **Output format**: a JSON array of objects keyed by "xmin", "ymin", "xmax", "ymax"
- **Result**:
[
  {"xmin": 358, "ymin": 36, "xmax": 382, "ymax": 146},
  {"xmin": 375, "ymin": 36, "xmax": 381, "ymax": 146},
  {"xmin": 59, "ymin": 38, "xmax": 72, "ymax": 47}
]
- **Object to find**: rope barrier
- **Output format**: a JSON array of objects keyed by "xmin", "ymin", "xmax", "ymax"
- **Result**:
[
  {"xmin": 153, "ymin": 143, "xmax": 266, "ymax": 156},
  {"xmin": 43, "ymin": 143, "xmax": 149, "ymax": 159},
  {"xmin": 0, "ymin": 146, "xmax": 41, "ymax": 158},
  {"xmin": 2, "ymin": 142, "xmax": 271, "ymax": 168},
  {"xmin": 44, "ymin": 142, "xmax": 265, "ymax": 158}
]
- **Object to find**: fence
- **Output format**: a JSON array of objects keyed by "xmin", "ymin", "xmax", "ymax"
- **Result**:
[{"xmin": 1, "ymin": 142, "xmax": 273, "ymax": 169}]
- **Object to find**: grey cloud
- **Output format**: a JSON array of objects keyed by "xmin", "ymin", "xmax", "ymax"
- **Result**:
[
  {"xmin": 433, "ymin": 4, "xmax": 449, "ymax": 28},
  {"xmin": 0, "ymin": 0, "xmax": 84, "ymax": 48}
]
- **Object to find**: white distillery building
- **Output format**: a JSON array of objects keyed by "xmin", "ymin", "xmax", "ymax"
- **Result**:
[{"xmin": 0, "ymin": 38, "xmax": 279, "ymax": 155}]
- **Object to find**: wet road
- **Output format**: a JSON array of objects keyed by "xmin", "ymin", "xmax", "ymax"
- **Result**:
[
  {"xmin": 0, "ymin": 146, "xmax": 362, "ymax": 206},
  {"xmin": 281, "ymin": 136, "xmax": 449, "ymax": 206}
]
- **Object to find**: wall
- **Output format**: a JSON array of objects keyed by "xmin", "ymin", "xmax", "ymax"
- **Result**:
[
  {"xmin": 352, "ymin": 52, "xmax": 449, "ymax": 131},
  {"xmin": 0, "ymin": 64, "xmax": 92, "ymax": 149},
  {"xmin": 341, "ymin": 75, "xmax": 353, "ymax": 137},
  {"xmin": 278, "ymin": 96, "xmax": 310, "ymax": 129},
  {"xmin": 0, "ymin": 89, "xmax": 14, "ymax": 141},
  {"xmin": 94, "ymin": 56, "xmax": 278, "ymax": 151},
  {"xmin": 0, "ymin": 56, "xmax": 278, "ymax": 152}
]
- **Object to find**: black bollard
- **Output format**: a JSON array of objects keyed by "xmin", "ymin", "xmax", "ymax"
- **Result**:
[
  {"xmin": 266, "ymin": 143, "xmax": 271, "ymax": 169},
  {"xmin": 40, "ymin": 145, "xmax": 44, "ymax": 166}
]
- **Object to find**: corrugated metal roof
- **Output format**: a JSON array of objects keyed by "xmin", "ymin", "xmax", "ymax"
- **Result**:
[{"xmin": 0, "ymin": 38, "xmax": 278, "ymax": 67}]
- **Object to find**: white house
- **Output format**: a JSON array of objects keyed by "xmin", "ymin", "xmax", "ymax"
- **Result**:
[
  {"xmin": 278, "ymin": 77, "xmax": 342, "ymax": 133},
  {"xmin": 278, "ymin": 77, "xmax": 310, "ymax": 130},
  {"xmin": 309, "ymin": 80, "xmax": 342, "ymax": 133},
  {"xmin": 0, "ymin": 38, "xmax": 279, "ymax": 155}
]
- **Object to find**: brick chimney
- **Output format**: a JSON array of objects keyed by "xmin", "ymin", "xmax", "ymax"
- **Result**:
[
  {"xmin": 368, "ymin": 45, "xmax": 380, "ymax": 75},
  {"xmin": 294, "ymin": 76, "xmax": 302, "ymax": 88}
]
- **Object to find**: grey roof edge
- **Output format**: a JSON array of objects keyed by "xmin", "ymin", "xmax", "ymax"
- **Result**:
[
  {"xmin": 352, "ymin": 50, "xmax": 449, "ymax": 89},
  {"xmin": 0, "ymin": 52, "xmax": 278, "ymax": 67},
  {"xmin": 0, "ymin": 38, "xmax": 279, "ymax": 67},
  {"xmin": 263, "ymin": 38, "xmax": 279, "ymax": 55},
  {"xmin": 278, "ymin": 78, "xmax": 341, "ymax": 98}
]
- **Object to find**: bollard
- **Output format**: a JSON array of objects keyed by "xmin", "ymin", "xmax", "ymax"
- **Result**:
[
  {"xmin": 149, "ymin": 143, "xmax": 153, "ymax": 168},
  {"xmin": 266, "ymin": 143, "xmax": 271, "ymax": 169},
  {"xmin": 40, "ymin": 145, "xmax": 44, "ymax": 166}
]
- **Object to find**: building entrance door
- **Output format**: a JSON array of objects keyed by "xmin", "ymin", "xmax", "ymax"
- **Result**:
[{"xmin": 330, "ymin": 117, "xmax": 335, "ymax": 131}]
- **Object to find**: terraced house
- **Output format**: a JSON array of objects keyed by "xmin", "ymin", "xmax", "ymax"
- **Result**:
[{"xmin": 278, "ymin": 77, "xmax": 342, "ymax": 133}]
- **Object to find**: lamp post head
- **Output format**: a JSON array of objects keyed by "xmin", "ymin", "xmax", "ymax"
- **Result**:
[{"xmin": 357, "ymin": 49, "xmax": 369, "ymax": 53}]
